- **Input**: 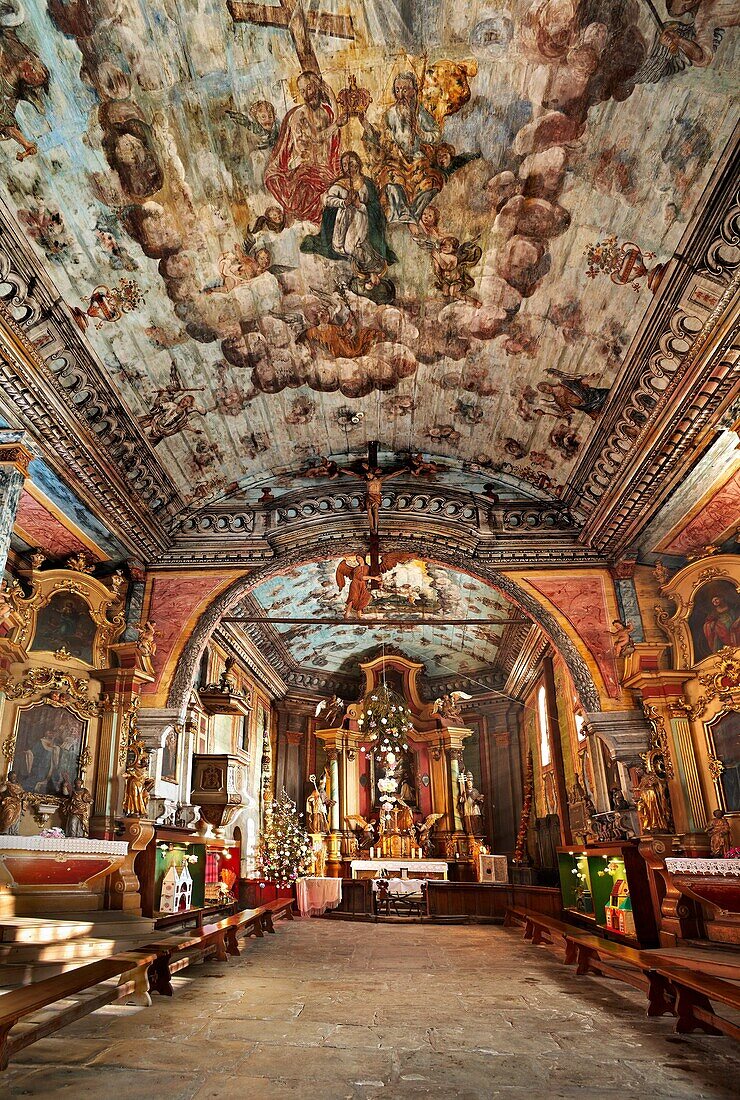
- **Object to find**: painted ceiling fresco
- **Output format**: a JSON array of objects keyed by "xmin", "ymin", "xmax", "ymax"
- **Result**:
[
  {"xmin": 247, "ymin": 557, "xmax": 520, "ymax": 677},
  {"xmin": 1, "ymin": 1, "xmax": 737, "ymax": 511}
]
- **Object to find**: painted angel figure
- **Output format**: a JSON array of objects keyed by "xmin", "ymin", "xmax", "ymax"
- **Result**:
[
  {"xmin": 634, "ymin": 1, "xmax": 738, "ymax": 83},
  {"xmin": 431, "ymin": 235, "xmax": 482, "ymax": 305},
  {"xmin": 0, "ymin": 2, "xmax": 49, "ymax": 162}
]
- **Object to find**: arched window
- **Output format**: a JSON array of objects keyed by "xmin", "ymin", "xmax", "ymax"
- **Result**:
[{"xmin": 537, "ymin": 684, "xmax": 551, "ymax": 767}]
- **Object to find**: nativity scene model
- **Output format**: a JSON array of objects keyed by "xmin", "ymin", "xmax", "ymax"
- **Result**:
[{"xmin": 0, "ymin": 0, "xmax": 738, "ymax": 1089}]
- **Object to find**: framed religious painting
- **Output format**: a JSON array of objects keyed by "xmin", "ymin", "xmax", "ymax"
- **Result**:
[
  {"xmin": 32, "ymin": 592, "xmax": 97, "ymax": 664},
  {"xmin": 706, "ymin": 711, "xmax": 740, "ymax": 814},
  {"xmin": 688, "ymin": 579, "xmax": 740, "ymax": 664},
  {"xmin": 11, "ymin": 702, "xmax": 88, "ymax": 796},
  {"xmin": 161, "ymin": 725, "xmax": 180, "ymax": 784}
]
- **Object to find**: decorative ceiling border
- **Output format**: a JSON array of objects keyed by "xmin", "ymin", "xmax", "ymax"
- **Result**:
[
  {"xmin": 0, "ymin": 195, "xmax": 182, "ymax": 557},
  {"xmin": 565, "ymin": 127, "xmax": 740, "ymax": 555}
]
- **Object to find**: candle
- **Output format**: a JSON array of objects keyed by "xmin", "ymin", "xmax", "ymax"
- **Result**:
[{"xmin": 370, "ymin": 847, "xmax": 374, "ymax": 859}]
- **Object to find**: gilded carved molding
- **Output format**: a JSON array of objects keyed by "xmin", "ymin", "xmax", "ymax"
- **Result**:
[{"xmin": 566, "ymin": 131, "xmax": 740, "ymax": 555}]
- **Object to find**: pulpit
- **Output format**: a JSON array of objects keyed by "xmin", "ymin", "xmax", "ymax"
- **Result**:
[{"xmin": 190, "ymin": 753, "xmax": 243, "ymax": 837}]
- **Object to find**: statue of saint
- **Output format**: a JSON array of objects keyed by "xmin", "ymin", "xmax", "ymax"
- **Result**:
[
  {"xmin": 123, "ymin": 738, "xmax": 155, "ymax": 817},
  {"xmin": 633, "ymin": 770, "xmax": 671, "ymax": 833},
  {"xmin": 62, "ymin": 778, "xmax": 93, "ymax": 838},
  {"xmin": 706, "ymin": 808, "xmax": 732, "ymax": 857},
  {"xmin": 218, "ymin": 656, "xmax": 236, "ymax": 693},
  {"xmin": 458, "ymin": 771, "xmax": 485, "ymax": 835},
  {"xmin": 0, "ymin": 771, "xmax": 24, "ymax": 835},
  {"xmin": 306, "ymin": 772, "xmax": 330, "ymax": 834}
]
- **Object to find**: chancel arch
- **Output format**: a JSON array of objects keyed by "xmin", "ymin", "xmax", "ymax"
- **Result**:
[{"xmin": 166, "ymin": 545, "xmax": 604, "ymax": 720}]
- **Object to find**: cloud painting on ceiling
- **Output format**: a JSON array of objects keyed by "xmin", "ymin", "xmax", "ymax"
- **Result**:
[
  {"xmin": 248, "ymin": 556, "xmax": 517, "ymax": 677},
  {"xmin": 1, "ymin": 1, "xmax": 737, "ymax": 510}
]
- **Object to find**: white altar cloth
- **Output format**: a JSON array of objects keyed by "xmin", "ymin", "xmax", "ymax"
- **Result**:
[
  {"xmin": 373, "ymin": 877, "xmax": 424, "ymax": 897},
  {"xmin": 350, "ymin": 859, "xmax": 447, "ymax": 880},
  {"xmin": 296, "ymin": 876, "xmax": 342, "ymax": 917},
  {"xmin": 0, "ymin": 835, "xmax": 128, "ymax": 855}
]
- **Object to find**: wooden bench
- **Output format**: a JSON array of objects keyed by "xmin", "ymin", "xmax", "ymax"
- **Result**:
[
  {"xmin": 263, "ymin": 897, "xmax": 294, "ymax": 931},
  {"xmin": 505, "ymin": 907, "xmax": 580, "ymax": 963},
  {"xmin": 142, "ymin": 906, "xmax": 273, "ymax": 996},
  {"xmin": 0, "ymin": 949, "xmax": 158, "ymax": 1070},
  {"xmin": 505, "ymin": 907, "xmax": 676, "ymax": 1018},
  {"xmin": 656, "ymin": 963, "xmax": 740, "ymax": 1040}
]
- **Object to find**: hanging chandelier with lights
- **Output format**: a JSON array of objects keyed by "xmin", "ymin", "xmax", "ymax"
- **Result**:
[{"xmin": 357, "ymin": 683, "xmax": 414, "ymax": 761}]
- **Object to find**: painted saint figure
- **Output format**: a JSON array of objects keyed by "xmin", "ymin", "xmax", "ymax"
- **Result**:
[
  {"xmin": 301, "ymin": 151, "xmax": 397, "ymax": 270},
  {"xmin": 363, "ymin": 71, "xmax": 443, "ymax": 226},
  {"xmin": 703, "ymin": 590, "xmax": 740, "ymax": 653},
  {"xmin": 335, "ymin": 554, "xmax": 373, "ymax": 617},
  {"xmin": 264, "ymin": 70, "xmax": 343, "ymax": 225}
]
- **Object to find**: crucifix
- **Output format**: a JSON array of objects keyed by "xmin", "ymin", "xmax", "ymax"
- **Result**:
[
  {"xmin": 227, "ymin": 0, "xmax": 355, "ymax": 74},
  {"xmin": 304, "ymin": 441, "xmax": 439, "ymax": 583}
]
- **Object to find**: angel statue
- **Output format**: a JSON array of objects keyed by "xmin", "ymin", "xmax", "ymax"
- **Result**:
[
  {"xmin": 416, "ymin": 813, "xmax": 442, "ymax": 857},
  {"xmin": 345, "ymin": 813, "xmax": 375, "ymax": 852},
  {"xmin": 610, "ymin": 619, "xmax": 635, "ymax": 658},
  {"xmin": 432, "ymin": 690, "xmax": 472, "ymax": 722}
]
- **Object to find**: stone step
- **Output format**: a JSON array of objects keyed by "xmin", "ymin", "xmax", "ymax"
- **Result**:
[{"xmin": 0, "ymin": 917, "xmax": 95, "ymax": 945}]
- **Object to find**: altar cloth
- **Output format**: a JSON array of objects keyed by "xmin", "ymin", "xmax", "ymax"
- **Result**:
[
  {"xmin": 350, "ymin": 859, "xmax": 447, "ymax": 880},
  {"xmin": 296, "ymin": 876, "xmax": 342, "ymax": 917},
  {"xmin": 374, "ymin": 877, "xmax": 424, "ymax": 897}
]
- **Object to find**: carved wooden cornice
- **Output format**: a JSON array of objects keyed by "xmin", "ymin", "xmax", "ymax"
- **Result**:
[
  {"xmin": 0, "ymin": 196, "xmax": 182, "ymax": 559},
  {"xmin": 566, "ymin": 128, "xmax": 740, "ymax": 556}
]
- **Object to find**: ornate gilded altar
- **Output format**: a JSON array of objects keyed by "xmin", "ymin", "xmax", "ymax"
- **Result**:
[{"xmin": 313, "ymin": 654, "xmax": 486, "ymax": 876}]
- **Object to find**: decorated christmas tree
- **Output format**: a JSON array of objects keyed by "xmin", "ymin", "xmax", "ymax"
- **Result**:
[{"xmin": 258, "ymin": 788, "xmax": 312, "ymax": 886}]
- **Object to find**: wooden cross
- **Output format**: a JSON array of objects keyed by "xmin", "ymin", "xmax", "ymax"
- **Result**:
[{"xmin": 227, "ymin": 0, "xmax": 355, "ymax": 74}]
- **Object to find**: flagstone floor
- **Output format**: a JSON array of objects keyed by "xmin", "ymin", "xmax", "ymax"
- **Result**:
[{"xmin": 3, "ymin": 919, "xmax": 739, "ymax": 1098}]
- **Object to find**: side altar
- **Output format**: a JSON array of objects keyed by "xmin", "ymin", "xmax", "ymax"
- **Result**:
[{"xmin": 308, "ymin": 654, "xmax": 488, "ymax": 878}]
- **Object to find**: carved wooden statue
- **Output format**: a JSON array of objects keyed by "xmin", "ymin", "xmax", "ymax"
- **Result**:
[
  {"xmin": 306, "ymin": 772, "xmax": 330, "ymax": 833},
  {"xmin": 633, "ymin": 770, "xmax": 671, "ymax": 833},
  {"xmin": 706, "ymin": 808, "xmax": 732, "ymax": 857},
  {"xmin": 123, "ymin": 738, "xmax": 155, "ymax": 817},
  {"xmin": 62, "ymin": 778, "xmax": 93, "ymax": 838},
  {"xmin": 458, "ymin": 771, "xmax": 485, "ymax": 835},
  {"xmin": 0, "ymin": 771, "xmax": 24, "ymax": 835}
]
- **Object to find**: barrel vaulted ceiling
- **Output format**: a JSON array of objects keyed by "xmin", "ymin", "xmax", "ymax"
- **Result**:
[
  {"xmin": 0, "ymin": 0, "xmax": 737, "ymax": 526},
  {"xmin": 234, "ymin": 557, "xmax": 526, "ymax": 681}
]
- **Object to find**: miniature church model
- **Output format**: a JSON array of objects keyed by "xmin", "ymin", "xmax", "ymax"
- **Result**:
[{"xmin": 160, "ymin": 860, "xmax": 194, "ymax": 914}]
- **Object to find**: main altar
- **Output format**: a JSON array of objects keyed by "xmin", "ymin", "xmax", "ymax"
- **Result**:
[
  {"xmin": 350, "ymin": 859, "xmax": 448, "ymax": 880},
  {"xmin": 306, "ymin": 654, "xmax": 488, "ymax": 879}
]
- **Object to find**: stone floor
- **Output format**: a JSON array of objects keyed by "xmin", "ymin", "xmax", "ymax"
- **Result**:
[{"xmin": 3, "ymin": 919, "xmax": 739, "ymax": 1098}]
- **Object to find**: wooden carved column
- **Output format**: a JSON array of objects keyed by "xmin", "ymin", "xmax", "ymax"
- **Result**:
[
  {"xmin": 91, "ymin": 648, "xmax": 154, "ymax": 838},
  {"xmin": 543, "ymin": 654, "xmax": 572, "ymax": 845}
]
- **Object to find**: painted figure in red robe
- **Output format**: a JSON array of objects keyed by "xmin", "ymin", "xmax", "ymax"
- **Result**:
[{"xmin": 264, "ymin": 70, "xmax": 342, "ymax": 225}]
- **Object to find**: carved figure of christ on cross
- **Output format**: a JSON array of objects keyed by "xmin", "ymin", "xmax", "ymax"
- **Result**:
[{"xmin": 227, "ymin": 0, "xmax": 355, "ymax": 74}]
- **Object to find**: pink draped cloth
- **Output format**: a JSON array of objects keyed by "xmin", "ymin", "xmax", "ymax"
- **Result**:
[{"xmin": 295, "ymin": 876, "xmax": 342, "ymax": 917}]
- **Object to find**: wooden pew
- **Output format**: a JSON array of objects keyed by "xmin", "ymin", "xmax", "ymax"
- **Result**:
[
  {"xmin": 0, "ymin": 950, "xmax": 158, "ymax": 1070},
  {"xmin": 142, "ymin": 906, "xmax": 272, "ymax": 995},
  {"xmin": 264, "ymin": 897, "xmax": 294, "ymax": 929},
  {"xmin": 656, "ymin": 964, "xmax": 740, "ymax": 1040},
  {"xmin": 505, "ymin": 907, "xmax": 676, "ymax": 1017}
]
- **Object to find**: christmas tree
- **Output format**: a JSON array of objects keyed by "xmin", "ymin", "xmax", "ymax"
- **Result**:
[{"xmin": 258, "ymin": 788, "xmax": 312, "ymax": 886}]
